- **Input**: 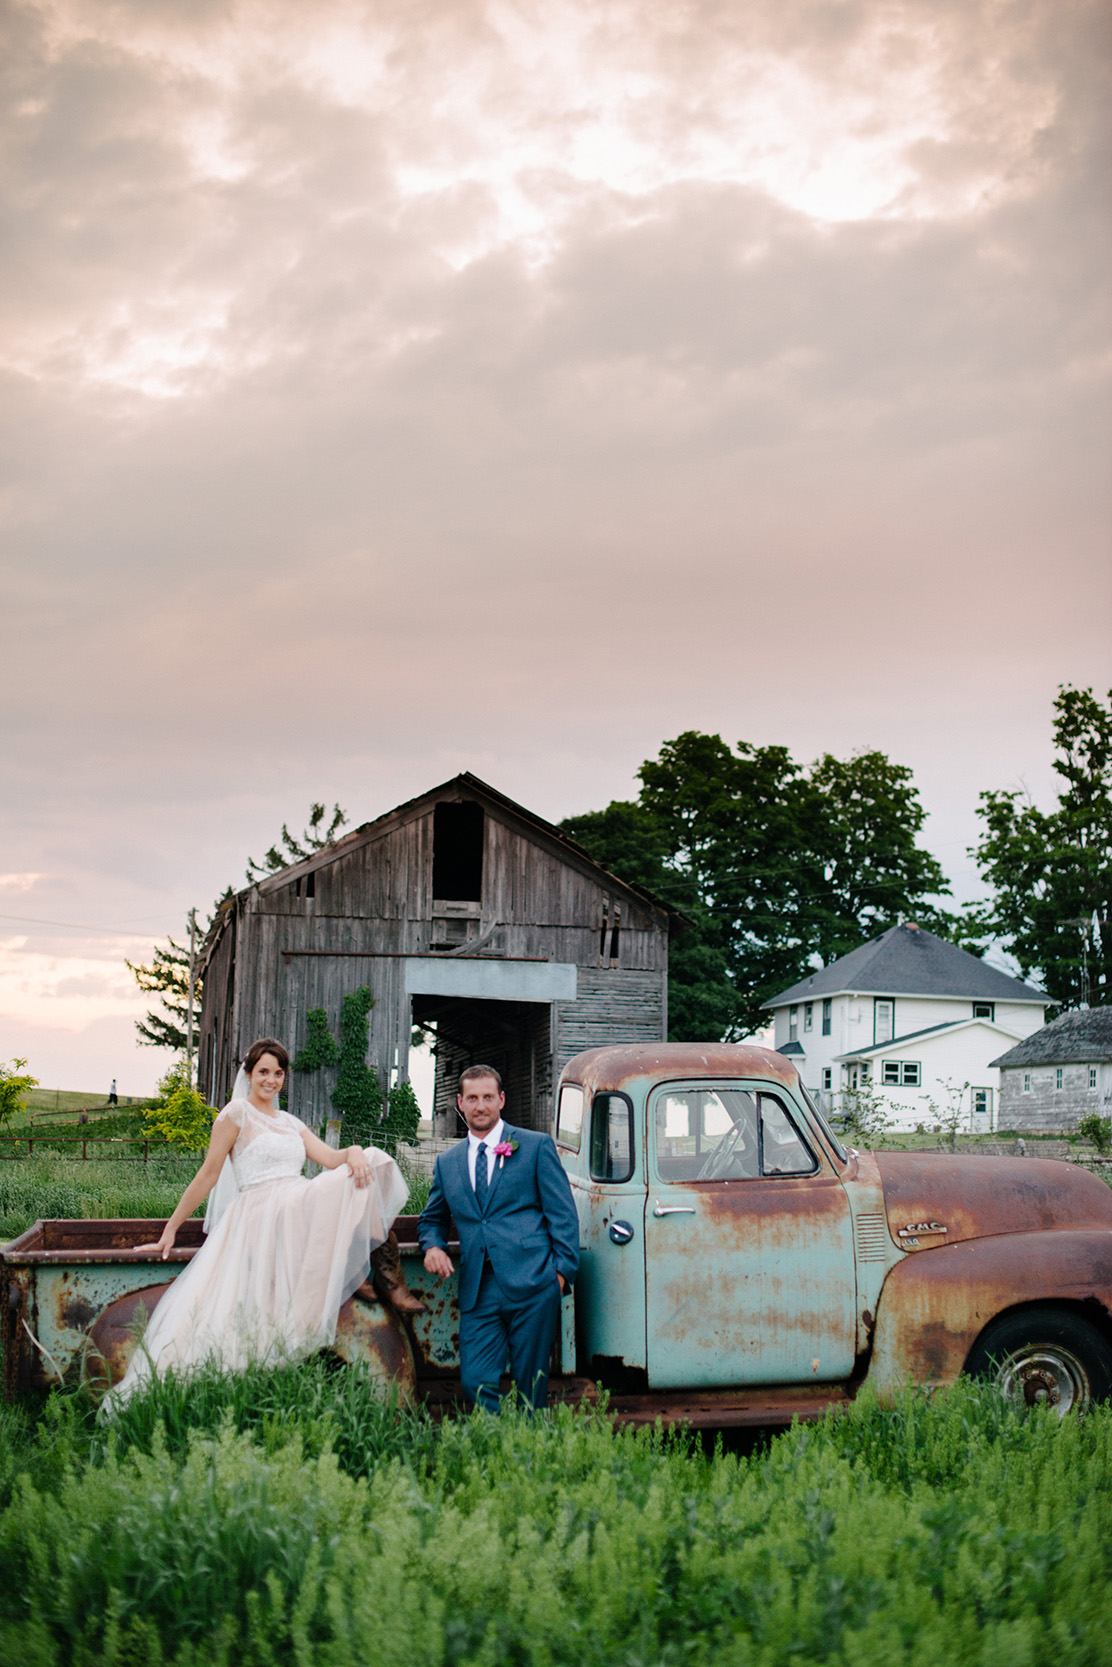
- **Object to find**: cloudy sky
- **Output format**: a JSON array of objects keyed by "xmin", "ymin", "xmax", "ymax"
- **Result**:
[{"xmin": 1, "ymin": 0, "xmax": 1109, "ymax": 1094}]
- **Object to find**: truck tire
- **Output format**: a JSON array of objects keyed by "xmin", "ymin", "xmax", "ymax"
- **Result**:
[{"xmin": 966, "ymin": 1305, "xmax": 1112, "ymax": 1415}]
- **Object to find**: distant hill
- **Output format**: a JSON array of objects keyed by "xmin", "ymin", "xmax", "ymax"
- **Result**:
[{"xmin": 24, "ymin": 1089, "xmax": 145, "ymax": 1114}]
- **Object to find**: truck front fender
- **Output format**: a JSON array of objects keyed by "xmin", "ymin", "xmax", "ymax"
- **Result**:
[{"xmin": 866, "ymin": 1229, "xmax": 1112, "ymax": 1398}]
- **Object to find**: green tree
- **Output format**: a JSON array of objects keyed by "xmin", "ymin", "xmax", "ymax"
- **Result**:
[
  {"xmin": 125, "ymin": 937, "xmax": 198, "ymax": 1051},
  {"xmin": 972, "ymin": 686, "xmax": 1112, "ymax": 1010},
  {"xmin": 245, "ymin": 803, "xmax": 348, "ymax": 883},
  {"xmin": 0, "ymin": 1058, "xmax": 38, "ymax": 1126},
  {"xmin": 129, "ymin": 804, "xmax": 348, "ymax": 1050},
  {"xmin": 564, "ymin": 731, "xmax": 951, "ymax": 1039}
]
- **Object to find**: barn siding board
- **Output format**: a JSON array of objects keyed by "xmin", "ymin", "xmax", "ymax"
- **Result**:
[{"xmin": 553, "ymin": 967, "xmax": 666, "ymax": 1090}]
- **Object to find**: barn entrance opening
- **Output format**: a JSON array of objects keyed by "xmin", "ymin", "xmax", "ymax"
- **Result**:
[{"xmin": 412, "ymin": 994, "xmax": 552, "ymax": 1136}]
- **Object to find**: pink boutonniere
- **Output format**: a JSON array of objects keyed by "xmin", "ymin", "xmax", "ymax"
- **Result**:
[{"xmin": 493, "ymin": 1139, "xmax": 518, "ymax": 1170}]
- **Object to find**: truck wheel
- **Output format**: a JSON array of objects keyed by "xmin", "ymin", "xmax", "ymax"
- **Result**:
[{"xmin": 966, "ymin": 1306, "xmax": 1112, "ymax": 1416}]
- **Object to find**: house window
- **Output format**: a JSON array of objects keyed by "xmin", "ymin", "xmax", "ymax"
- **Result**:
[
  {"xmin": 874, "ymin": 1000, "xmax": 894, "ymax": 1045},
  {"xmin": 1023, "ymin": 1073, "xmax": 1031, "ymax": 1093},
  {"xmin": 804, "ymin": 1002, "xmax": 813, "ymax": 1032},
  {"xmin": 1056, "ymin": 1067, "xmax": 1064, "ymax": 1090},
  {"xmin": 822, "ymin": 1067, "xmax": 832, "ymax": 1091},
  {"xmin": 972, "ymin": 1001, "xmax": 994, "ymax": 1021},
  {"xmin": 860, "ymin": 1062, "xmax": 871, "ymax": 1082},
  {"xmin": 882, "ymin": 1061, "xmax": 920, "ymax": 1086},
  {"xmin": 822, "ymin": 998, "xmax": 832, "ymax": 1036},
  {"xmin": 789, "ymin": 1005, "xmax": 798, "ymax": 1041},
  {"xmin": 1090, "ymin": 1066, "xmax": 1098, "ymax": 1090}
]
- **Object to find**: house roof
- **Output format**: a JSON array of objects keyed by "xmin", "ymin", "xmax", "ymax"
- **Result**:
[
  {"xmin": 763, "ymin": 923, "xmax": 1046, "ymax": 1008},
  {"xmin": 202, "ymin": 771, "xmax": 689, "ymax": 970},
  {"xmin": 990, "ymin": 1006, "xmax": 1112, "ymax": 1068},
  {"xmin": 836, "ymin": 1016, "xmax": 1020, "ymax": 1062}
]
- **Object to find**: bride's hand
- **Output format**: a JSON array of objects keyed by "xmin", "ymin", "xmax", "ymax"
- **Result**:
[
  {"xmin": 136, "ymin": 1225, "xmax": 177, "ymax": 1261},
  {"xmin": 346, "ymin": 1147, "xmax": 372, "ymax": 1187}
]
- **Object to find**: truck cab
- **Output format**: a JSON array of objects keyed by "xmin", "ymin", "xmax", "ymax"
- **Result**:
[{"xmin": 555, "ymin": 1043, "xmax": 1112, "ymax": 1419}]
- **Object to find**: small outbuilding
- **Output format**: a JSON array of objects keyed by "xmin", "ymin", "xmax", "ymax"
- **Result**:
[
  {"xmin": 198, "ymin": 773, "xmax": 683, "ymax": 1136},
  {"xmin": 990, "ymin": 1007, "xmax": 1112, "ymax": 1132}
]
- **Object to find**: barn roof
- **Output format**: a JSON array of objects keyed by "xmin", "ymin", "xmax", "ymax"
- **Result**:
[
  {"xmin": 763, "ymin": 922, "xmax": 1046, "ymax": 1008},
  {"xmin": 990, "ymin": 1006, "xmax": 1112, "ymax": 1068},
  {"xmin": 202, "ymin": 771, "xmax": 688, "ymax": 968}
]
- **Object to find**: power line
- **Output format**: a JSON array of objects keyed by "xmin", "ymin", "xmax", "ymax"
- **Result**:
[{"xmin": 0, "ymin": 912, "xmax": 170, "ymax": 937}]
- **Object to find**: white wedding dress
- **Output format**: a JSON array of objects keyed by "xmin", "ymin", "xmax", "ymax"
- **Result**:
[{"xmin": 104, "ymin": 1098, "xmax": 408, "ymax": 1408}]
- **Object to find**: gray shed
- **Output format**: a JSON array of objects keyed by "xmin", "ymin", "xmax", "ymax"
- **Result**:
[
  {"xmin": 990, "ymin": 1007, "xmax": 1112, "ymax": 1131},
  {"xmin": 197, "ymin": 773, "xmax": 682, "ymax": 1135}
]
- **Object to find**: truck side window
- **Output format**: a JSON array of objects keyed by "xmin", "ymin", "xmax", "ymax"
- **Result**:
[
  {"xmin": 759, "ymin": 1095, "xmax": 817, "ymax": 1176},
  {"xmin": 589, "ymin": 1092, "xmax": 634, "ymax": 1183},
  {"xmin": 654, "ymin": 1088, "xmax": 760, "ymax": 1181},
  {"xmin": 556, "ymin": 1083, "xmax": 584, "ymax": 1152}
]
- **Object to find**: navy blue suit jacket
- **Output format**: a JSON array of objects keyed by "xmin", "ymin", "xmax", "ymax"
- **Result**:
[{"xmin": 418, "ymin": 1124, "xmax": 580, "ymax": 1312}]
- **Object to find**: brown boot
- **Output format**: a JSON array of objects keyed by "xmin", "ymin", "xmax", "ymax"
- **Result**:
[{"xmin": 369, "ymin": 1231, "xmax": 427, "ymax": 1314}]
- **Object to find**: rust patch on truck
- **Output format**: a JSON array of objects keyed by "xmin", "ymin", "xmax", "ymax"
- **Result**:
[
  {"xmin": 566, "ymin": 1042, "xmax": 800, "ymax": 1099},
  {"xmin": 86, "ymin": 1283, "xmax": 172, "ymax": 1388},
  {"xmin": 868, "ymin": 1230, "xmax": 1112, "ymax": 1396}
]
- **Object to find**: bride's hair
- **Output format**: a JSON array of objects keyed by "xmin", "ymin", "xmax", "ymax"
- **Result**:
[{"xmin": 243, "ymin": 1037, "xmax": 290, "ymax": 1076}]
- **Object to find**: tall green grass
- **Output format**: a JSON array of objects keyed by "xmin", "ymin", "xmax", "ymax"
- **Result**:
[
  {"xmin": 0, "ymin": 1370, "xmax": 1109, "ymax": 1665},
  {"xmin": 0, "ymin": 1154, "xmax": 431, "ymax": 1243}
]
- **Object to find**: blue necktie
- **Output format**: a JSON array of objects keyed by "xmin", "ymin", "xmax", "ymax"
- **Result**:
[{"xmin": 474, "ymin": 1141, "xmax": 489, "ymax": 1210}]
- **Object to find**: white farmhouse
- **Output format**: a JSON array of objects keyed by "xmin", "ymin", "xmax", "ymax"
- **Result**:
[{"xmin": 763, "ymin": 922, "xmax": 1047, "ymax": 1132}]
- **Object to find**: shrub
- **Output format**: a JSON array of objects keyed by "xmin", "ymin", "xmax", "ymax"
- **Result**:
[
  {"xmin": 141, "ymin": 1058, "xmax": 216, "ymax": 1153},
  {"xmin": 0, "ymin": 1058, "xmax": 38, "ymax": 1126},
  {"xmin": 1077, "ymin": 1109, "xmax": 1112, "ymax": 1155}
]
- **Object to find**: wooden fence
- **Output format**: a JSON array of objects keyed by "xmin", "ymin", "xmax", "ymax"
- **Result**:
[{"xmin": 0, "ymin": 1136, "xmax": 193, "ymax": 1162}]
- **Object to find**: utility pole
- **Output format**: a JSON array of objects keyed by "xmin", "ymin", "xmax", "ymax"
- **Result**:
[{"xmin": 186, "ymin": 907, "xmax": 198, "ymax": 1088}]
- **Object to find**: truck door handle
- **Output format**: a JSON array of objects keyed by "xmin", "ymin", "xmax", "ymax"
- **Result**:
[{"xmin": 653, "ymin": 1204, "xmax": 696, "ymax": 1217}]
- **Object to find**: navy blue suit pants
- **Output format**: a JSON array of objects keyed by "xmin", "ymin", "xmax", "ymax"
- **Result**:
[{"xmin": 462, "ymin": 1263, "xmax": 562, "ymax": 1413}]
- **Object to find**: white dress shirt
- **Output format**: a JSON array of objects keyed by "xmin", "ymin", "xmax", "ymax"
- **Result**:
[{"xmin": 467, "ymin": 1119, "xmax": 505, "ymax": 1191}]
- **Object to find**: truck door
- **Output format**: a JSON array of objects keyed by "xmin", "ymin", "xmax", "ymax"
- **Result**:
[{"xmin": 644, "ymin": 1082, "xmax": 857, "ymax": 1388}]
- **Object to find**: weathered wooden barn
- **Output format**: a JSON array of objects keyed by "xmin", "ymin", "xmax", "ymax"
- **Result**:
[{"xmin": 198, "ymin": 774, "xmax": 681, "ymax": 1135}]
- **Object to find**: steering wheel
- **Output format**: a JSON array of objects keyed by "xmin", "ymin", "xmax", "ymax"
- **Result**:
[{"xmin": 696, "ymin": 1122, "xmax": 746, "ymax": 1180}]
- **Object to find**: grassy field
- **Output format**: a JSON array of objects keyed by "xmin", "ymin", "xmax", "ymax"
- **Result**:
[
  {"xmin": 22, "ymin": 1088, "xmax": 148, "ymax": 1114},
  {"xmin": 0, "ymin": 1367, "xmax": 1108, "ymax": 1665}
]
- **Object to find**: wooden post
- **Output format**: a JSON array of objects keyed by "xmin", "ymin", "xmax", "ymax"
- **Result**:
[{"xmin": 186, "ymin": 907, "xmax": 198, "ymax": 1089}]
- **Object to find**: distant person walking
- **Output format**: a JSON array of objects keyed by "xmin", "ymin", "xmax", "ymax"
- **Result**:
[{"xmin": 107, "ymin": 1079, "xmax": 118, "ymax": 1106}]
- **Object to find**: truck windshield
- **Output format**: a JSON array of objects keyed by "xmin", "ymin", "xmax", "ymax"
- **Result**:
[{"xmin": 798, "ymin": 1081, "xmax": 848, "ymax": 1163}]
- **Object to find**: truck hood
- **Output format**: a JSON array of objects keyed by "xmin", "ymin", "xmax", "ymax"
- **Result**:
[{"xmin": 873, "ymin": 1153, "xmax": 1112, "ymax": 1253}]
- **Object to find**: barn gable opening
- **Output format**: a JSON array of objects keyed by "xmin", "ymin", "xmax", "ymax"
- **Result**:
[{"xmin": 432, "ymin": 802, "xmax": 484, "ymax": 903}]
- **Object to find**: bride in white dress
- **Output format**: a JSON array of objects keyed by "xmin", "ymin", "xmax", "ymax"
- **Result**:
[{"xmin": 104, "ymin": 1037, "xmax": 408, "ymax": 1407}]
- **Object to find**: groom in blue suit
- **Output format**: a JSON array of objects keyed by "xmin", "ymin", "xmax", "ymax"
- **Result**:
[{"xmin": 419, "ymin": 1064, "xmax": 580, "ymax": 1412}]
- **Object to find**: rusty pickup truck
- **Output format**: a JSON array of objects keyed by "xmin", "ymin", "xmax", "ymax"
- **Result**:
[{"xmin": 4, "ymin": 1043, "xmax": 1112, "ymax": 1423}]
